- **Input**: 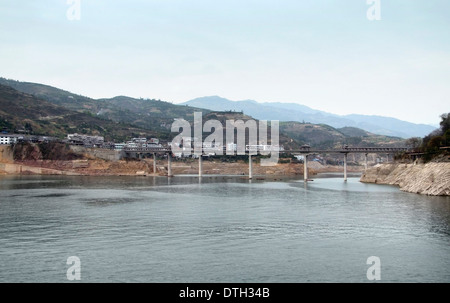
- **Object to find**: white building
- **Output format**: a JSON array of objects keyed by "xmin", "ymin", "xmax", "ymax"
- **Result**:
[
  {"xmin": 125, "ymin": 142, "xmax": 139, "ymax": 149},
  {"xmin": 227, "ymin": 143, "xmax": 237, "ymax": 152},
  {"xmin": 0, "ymin": 135, "xmax": 18, "ymax": 145},
  {"xmin": 114, "ymin": 143, "xmax": 126, "ymax": 151},
  {"xmin": 295, "ymin": 155, "xmax": 305, "ymax": 162}
]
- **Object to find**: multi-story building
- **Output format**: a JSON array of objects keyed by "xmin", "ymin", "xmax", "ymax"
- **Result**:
[
  {"xmin": 67, "ymin": 134, "xmax": 104, "ymax": 147},
  {"xmin": 0, "ymin": 135, "xmax": 18, "ymax": 145},
  {"xmin": 114, "ymin": 143, "xmax": 126, "ymax": 151}
]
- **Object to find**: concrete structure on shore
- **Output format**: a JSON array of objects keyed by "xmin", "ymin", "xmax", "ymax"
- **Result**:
[{"xmin": 69, "ymin": 145, "xmax": 122, "ymax": 162}]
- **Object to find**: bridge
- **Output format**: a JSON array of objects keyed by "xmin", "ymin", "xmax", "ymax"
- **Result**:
[
  {"xmin": 123, "ymin": 146, "xmax": 408, "ymax": 181},
  {"xmin": 286, "ymin": 147, "xmax": 407, "ymax": 182}
]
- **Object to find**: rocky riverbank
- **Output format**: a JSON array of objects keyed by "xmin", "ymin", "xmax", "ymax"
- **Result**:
[{"xmin": 360, "ymin": 162, "xmax": 450, "ymax": 196}]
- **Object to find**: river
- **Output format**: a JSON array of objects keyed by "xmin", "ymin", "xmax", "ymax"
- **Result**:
[{"xmin": 0, "ymin": 174, "xmax": 449, "ymax": 282}]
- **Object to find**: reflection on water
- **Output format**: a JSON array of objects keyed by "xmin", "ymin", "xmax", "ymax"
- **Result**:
[
  {"xmin": 0, "ymin": 174, "xmax": 449, "ymax": 283},
  {"xmin": 303, "ymin": 177, "xmax": 399, "ymax": 193},
  {"xmin": 82, "ymin": 198, "xmax": 142, "ymax": 207}
]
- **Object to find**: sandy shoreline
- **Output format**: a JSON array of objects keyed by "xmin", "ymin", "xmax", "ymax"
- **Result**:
[{"xmin": 0, "ymin": 158, "xmax": 364, "ymax": 177}]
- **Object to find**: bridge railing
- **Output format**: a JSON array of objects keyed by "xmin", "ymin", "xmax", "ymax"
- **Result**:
[
  {"xmin": 123, "ymin": 147, "xmax": 169, "ymax": 152},
  {"xmin": 123, "ymin": 146, "xmax": 408, "ymax": 154},
  {"xmin": 340, "ymin": 147, "xmax": 408, "ymax": 152}
]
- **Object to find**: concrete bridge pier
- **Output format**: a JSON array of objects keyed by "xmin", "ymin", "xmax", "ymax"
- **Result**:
[
  {"xmin": 249, "ymin": 154, "xmax": 253, "ymax": 180},
  {"xmin": 153, "ymin": 153, "xmax": 157, "ymax": 174},
  {"xmin": 344, "ymin": 153, "xmax": 348, "ymax": 182},
  {"xmin": 167, "ymin": 153, "xmax": 173, "ymax": 177},
  {"xmin": 364, "ymin": 153, "xmax": 368, "ymax": 170},
  {"xmin": 199, "ymin": 155, "xmax": 203, "ymax": 178},
  {"xmin": 304, "ymin": 154, "xmax": 308, "ymax": 182}
]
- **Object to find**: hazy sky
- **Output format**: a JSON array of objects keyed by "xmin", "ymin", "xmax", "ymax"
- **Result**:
[{"xmin": 1, "ymin": 0, "xmax": 449, "ymax": 125}]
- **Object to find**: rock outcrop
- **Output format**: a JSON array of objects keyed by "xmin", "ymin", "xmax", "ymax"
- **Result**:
[{"xmin": 360, "ymin": 162, "xmax": 450, "ymax": 196}]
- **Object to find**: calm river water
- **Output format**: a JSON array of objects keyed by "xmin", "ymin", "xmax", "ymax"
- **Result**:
[{"xmin": 0, "ymin": 174, "xmax": 449, "ymax": 282}]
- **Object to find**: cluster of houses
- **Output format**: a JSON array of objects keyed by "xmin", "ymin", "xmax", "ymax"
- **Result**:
[
  {"xmin": 67, "ymin": 133, "xmax": 105, "ymax": 148},
  {"xmin": 1, "ymin": 133, "xmax": 284, "ymax": 158},
  {"xmin": 0, "ymin": 133, "xmax": 164, "ymax": 152},
  {"xmin": 170, "ymin": 137, "xmax": 284, "ymax": 158},
  {"xmin": 114, "ymin": 137, "xmax": 162, "ymax": 150},
  {"xmin": 67, "ymin": 134, "xmax": 162, "ymax": 151}
]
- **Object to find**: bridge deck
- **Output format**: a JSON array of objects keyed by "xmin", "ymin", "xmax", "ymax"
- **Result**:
[{"xmin": 123, "ymin": 147, "xmax": 408, "ymax": 154}]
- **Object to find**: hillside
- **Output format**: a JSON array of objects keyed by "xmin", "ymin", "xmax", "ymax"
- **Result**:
[
  {"xmin": 199, "ymin": 112, "xmax": 302, "ymax": 150},
  {"xmin": 280, "ymin": 122, "xmax": 404, "ymax": 149},
  {"xmin": 95, "ymin": 96, "xmax": 209, "ymax": 131},
  {"xmin": 183, "ymin": 96, "xmax": 436, "ymax": 138},
  {"xmin": 0, "ymin": 85, "xmax": 161, "ymax": 141},
  {"xmin": 0, "ymin": 78, "xmax": 405, "ymax": 149},
  {"xmin": 0, "ymin": 78, "xmax": 96, "ymax": 109},
  {"xmin": 0, "ymin": 77, "xmax": 209, "ymax": 133},
  {"xmin": 2, "ymin": 77, "xmax": 435, "ymax": 139},
  {"xmin": 198, "ymin": 113, "xmax": 404, "ymax": 150}
]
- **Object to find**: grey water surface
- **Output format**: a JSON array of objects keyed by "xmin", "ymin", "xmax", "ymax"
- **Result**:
[{"xmin": 0, "ymin": 174, "xmax": 449, "ymax": 282}]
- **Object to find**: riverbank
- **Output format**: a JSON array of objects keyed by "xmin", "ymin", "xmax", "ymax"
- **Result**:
[
  {"xmin": 0, "ymin": 159, "xmax": 311, "ymax": 177},
  {"xmin": 0, "ymin": 158, "xmax": 363, "ymax": 177},
  {"xmin": 360, "ymin": 162, "xmax": 450, "ymax": 196},
  {"xmin": 0, "ymin": 145, "xmax": 364, "ymax": 177}
]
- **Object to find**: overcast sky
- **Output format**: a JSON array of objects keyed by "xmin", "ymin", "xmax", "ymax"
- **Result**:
[{"xmin": 0, "ymin": 0, "xmax": 449, "ymax": 125}]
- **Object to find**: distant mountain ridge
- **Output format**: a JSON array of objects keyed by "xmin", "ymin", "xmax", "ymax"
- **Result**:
[{"xmin": 183, "ymin": 96, "xmax": 436, "ymax": 138}]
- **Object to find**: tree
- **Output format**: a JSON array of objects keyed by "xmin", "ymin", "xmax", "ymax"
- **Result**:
[
  {"xmin": 420, "ymin": 113, "xmax": 449, "ymax": 161},
  {"xmin": 24, "ymin": 122, "xmax": 33, "ymax": 134},
  {"xmin": 440, "ymin": 113, "xmax": 450, "ymax": 134},
  {"xmin": 444, "ymin": 129, "xmax": 450, "ymax": 147},
  {"xmin": 428, "ymin": 136, "xmax": 443, "ymax": 149},
  {"xmin": 405, "ymin": 137, "xmax": 422, "ymax": 150}
]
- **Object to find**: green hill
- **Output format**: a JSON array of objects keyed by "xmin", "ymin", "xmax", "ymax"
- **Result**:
[
  {"xmin": 0, "ymin": 77, "xmax": 209, "ymax": 133},
  {"xmin": 281, "ymin": 122, "xmax": 404, "ymax": 149},
  {"xmin": 0, "ymin": 84, "xmax": 162, "ymax": 141}
]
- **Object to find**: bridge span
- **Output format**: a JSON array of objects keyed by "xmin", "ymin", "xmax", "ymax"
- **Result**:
[
  {"xmin": 287, "ymin": 147, "xmax": 407, "ymax": 181},
  {"xmin": 122, "ymin": 146, "xmax": 408, "ymax": 181}
]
